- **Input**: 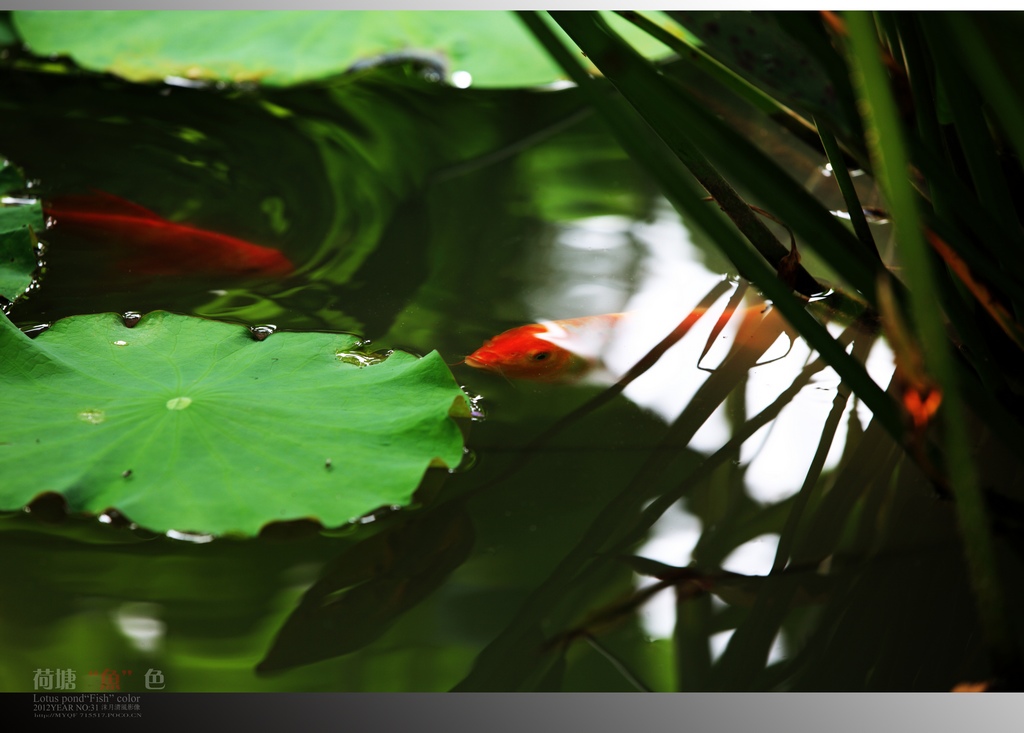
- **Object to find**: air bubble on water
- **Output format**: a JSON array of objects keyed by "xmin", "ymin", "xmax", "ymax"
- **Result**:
[
  {"xmin": 99, "ymin": 508, "xmax": 130, "ymax": 527},
  {"xmin": 465, "ymin": 392, "xmax": 486, "ymax": 421},
  {"xmin": 164, "ymin": 76, "xmax": 208, "ymax": 89},
  {"xmin": 251, "ymin": 324, "xmax": 277, "ymax": 341},
  {"xmin": 165, "ymin": 529, "xmax": 215, "ymax": 544},
  {"xmin": 534, "ymin": 79, "xmax": 577, "ymax": 92},
  {"xmin": 449, "ymin": 447, "xmax": 477, "ymax": 474},
  {"xmin": 352, "ymin": 503, "xmax": 404, "ymax": 525},
  {"xmin": 23, "ymin": 323, "xmax": 51, "ymax": 339}
]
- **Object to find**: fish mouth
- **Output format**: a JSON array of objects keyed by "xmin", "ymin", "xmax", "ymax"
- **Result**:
[{"xmin": 464, "ymin": 351, "xmax": 506, "ymax": 372}]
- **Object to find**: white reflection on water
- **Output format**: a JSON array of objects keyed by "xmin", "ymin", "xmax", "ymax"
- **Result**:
[
  {"xmin": 532, "ymin": 200, "xmax": 896, "ymax": 642},
  {"xmin": 633, "ymin": 501, "xmax": 703, "ymax": 639},
  {"xmin": 709, "ymin": 628, "xmax": 787, "ymax": 666},
  {"xmin": 114, "ymin": 602, "xmax": 165, "ymax": 653},
  {"xmin": 533, "ymin": 202, "xmax": 895, "ymax": 497},
  {"xmin": 450, "ymin": 70, "xmax": 472, "ymax": 89},
  {"xmin": 721, "ymin": 533, "xmax": 781, "ymax": 576}
]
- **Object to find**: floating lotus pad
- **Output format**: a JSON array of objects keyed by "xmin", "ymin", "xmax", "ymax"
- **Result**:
[
  {"xmin": 0, "ymin": 311, "xmax": 469, "ymax": 536},
  {"xmin": 0, "ymin": 163, "xmax": 41, "ymax": 302},
  {"xmin": 12, "ymin": 10, "xmax": 672, "ymax": 89}
]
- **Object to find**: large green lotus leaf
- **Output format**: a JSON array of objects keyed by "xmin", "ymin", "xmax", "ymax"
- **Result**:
[
  {"xmin": 0, "ymin": 212, "xmax": 39, "ymax": 302},
  {"xmin": 0, "ymin": 311, "xmax": 468, "ymax": 536},
  {"xmin": 12, "ymin": 10, "xmax": 670, "ymax": 89},
  {"xmin": 0, "ymin": 166, "xmax": 42, "ymax": 302}
]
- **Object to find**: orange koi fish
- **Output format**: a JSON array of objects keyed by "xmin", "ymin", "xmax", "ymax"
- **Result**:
[
  {"xmin": 43, "ymin": 190, "xmax": 293, "ymax": 276},
  {"xmin": 463, "ymin": 313, "xmax": 627, "ymax": 382},
  {"xmin": 462, "ymin": 299, "xmax": 795, "ymax": 383}
]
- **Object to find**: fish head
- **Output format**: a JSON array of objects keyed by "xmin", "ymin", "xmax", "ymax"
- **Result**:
[{"xmin": 464, "ymin": 323, "xmax": 591, "ymax": 382}]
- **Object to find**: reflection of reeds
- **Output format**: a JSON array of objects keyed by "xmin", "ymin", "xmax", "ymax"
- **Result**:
[
  {"xmin": 461, "ymin": 10, "xmax": 1024, "ymax": 690},
  {"xmin": 454, "ymin": 286, "xmax": 881, "ymax": 689}
]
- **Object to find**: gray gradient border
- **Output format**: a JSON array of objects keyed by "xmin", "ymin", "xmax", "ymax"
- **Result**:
[{"xmin": 61, "ymin": 692, "xmax": 1024, "ymax": 731}]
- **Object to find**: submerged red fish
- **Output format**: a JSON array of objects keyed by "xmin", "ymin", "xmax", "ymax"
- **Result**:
[
  {"xmin": 464, "ymin": 313, "xmax": 625, "ymax": 382},
  {"xmin": 463, "ymin": 302, "xmax": 783, "ymax": 383},
  {"xmin": 43, "ymin": 190, "xmax": 293, "ymax": 276}
]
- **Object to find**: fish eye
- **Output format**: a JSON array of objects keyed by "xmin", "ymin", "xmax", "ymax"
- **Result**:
[{"xmin": 531, "ymin": 351, "xmax": 550, "ymax": 361}]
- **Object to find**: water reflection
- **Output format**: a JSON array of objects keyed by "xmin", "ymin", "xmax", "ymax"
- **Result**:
[
  {"xmin": 0, "ymin": 50, "xmax": 990, "ymax": 692},
  {"xmin": 114, "ymin": 602, "xmax": 165, "ymax": 654},
  {"xmin": 524, "ymin": 193, "xmax": 902, "ymax": 668},
  {"xmin": 525, "ymin": 198, "xmax": 897, "ymax": 498}
]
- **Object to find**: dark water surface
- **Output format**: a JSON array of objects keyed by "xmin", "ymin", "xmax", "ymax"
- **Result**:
[{"xmin": 1, "ymin": 62, "xmax": 1014, "ymax": 692}]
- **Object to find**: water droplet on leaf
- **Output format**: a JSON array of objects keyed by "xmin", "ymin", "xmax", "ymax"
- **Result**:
[
  {"xmin": 78, "ymin": 409, "xmax": 105, "ymax": 424},
  {"xmin": 165, "ymin": 529, "xmax": 215, "ymax": 544},
  {"xmin": 336, "ymin": 350, "xmax": 390, "ymax": 367}
]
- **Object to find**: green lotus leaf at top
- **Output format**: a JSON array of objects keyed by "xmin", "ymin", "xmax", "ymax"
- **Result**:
[
  {"xmin": 0, "ymin": 311, "xmax": 469, "ymax": 536},
  {"xmin": 12, "ymin": 10, "xmax": 673, "ymax": 89}
]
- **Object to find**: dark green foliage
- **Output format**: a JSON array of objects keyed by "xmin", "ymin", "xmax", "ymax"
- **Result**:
[{"xmin": 517, "ymin": 9, "xmax": 1024, "ymax": 687}]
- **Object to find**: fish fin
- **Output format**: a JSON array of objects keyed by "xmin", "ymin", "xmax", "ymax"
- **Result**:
[
  {"xmin": 47, "ymin": 189, "xmax": 164, "ymax": 220},
  {"xmin": 536, "ymin": 313, "xmax": 626, "ymax": 361},
  {"xmin": 576, "ymin": 362, "xmax": 618, "ymax": 387}
]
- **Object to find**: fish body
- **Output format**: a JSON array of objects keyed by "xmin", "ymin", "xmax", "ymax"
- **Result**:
[
  {"xmin": 43, "ymin": 191, "xmax": 293, "ymax": 276},
  {"xmin": 464, "ymin": 313, "xmax": 626, "ymax": 382},
  {"xmin": 463, "ymin": 302, "xmax": 781, "ymax": 383}
]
